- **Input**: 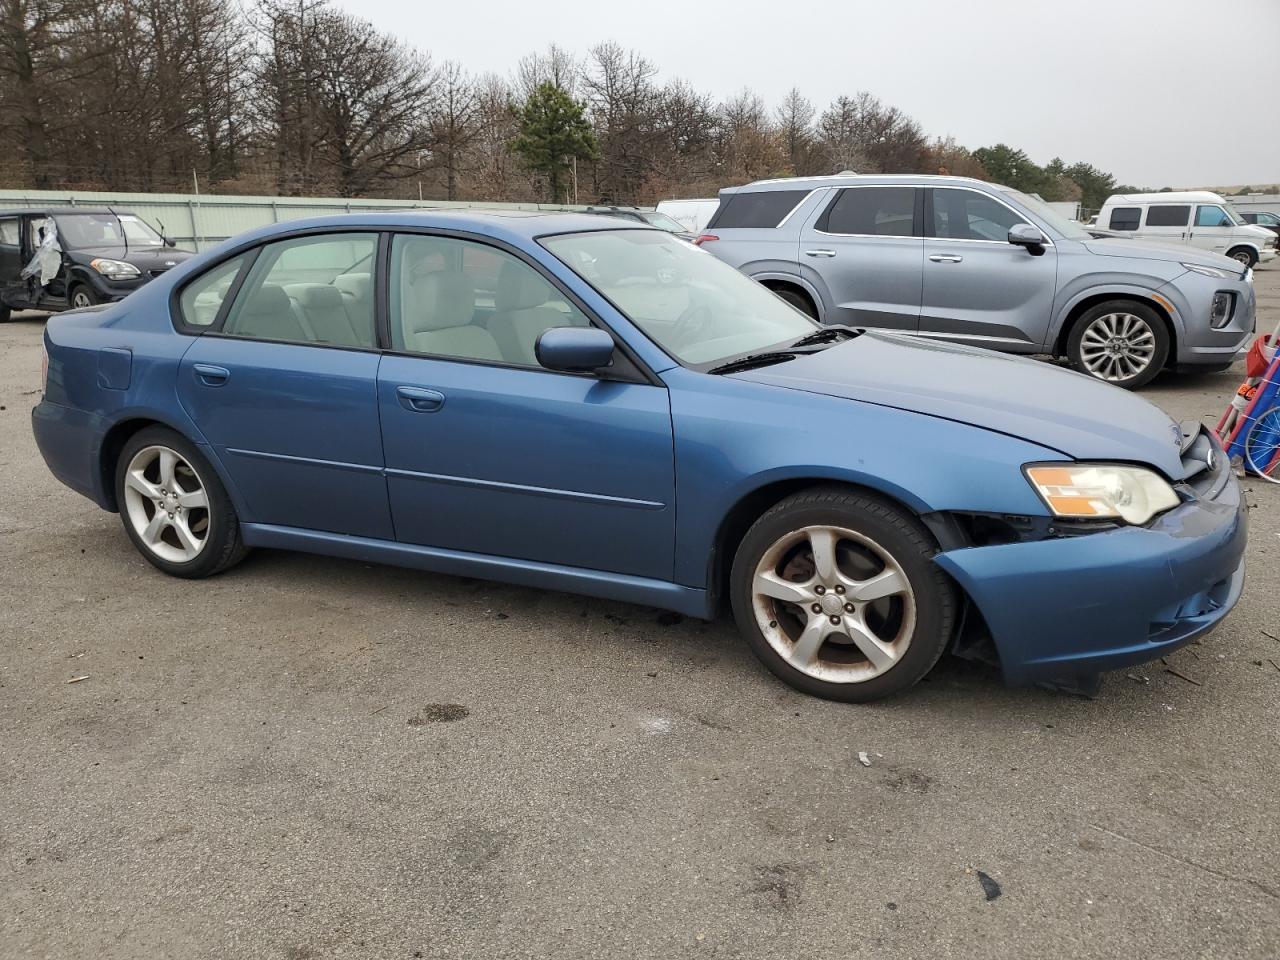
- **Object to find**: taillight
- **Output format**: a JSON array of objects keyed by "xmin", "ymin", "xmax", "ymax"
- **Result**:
[
  {"xmin": 41, "ymin": 342, "xmax": 49, "ymax": 396},
  {"xmin": 693, "ymin": 233, "xmax": 719, "ymax": 246}
]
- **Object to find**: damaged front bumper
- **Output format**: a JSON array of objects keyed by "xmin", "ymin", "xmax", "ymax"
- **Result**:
[{"xmin": 933, "ymin": 467, "xmax": 1247, "ymax": 687}]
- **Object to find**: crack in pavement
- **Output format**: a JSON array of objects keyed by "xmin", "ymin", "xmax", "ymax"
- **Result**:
[{"xmin": 1091, "ymin": 824, "xmax": 1279, "ymax": 902}]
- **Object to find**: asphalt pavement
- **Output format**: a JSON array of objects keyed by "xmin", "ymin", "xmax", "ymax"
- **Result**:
[{"xmin": 1, "ymin": 275, "xmax": 1278, "ymax": 959}]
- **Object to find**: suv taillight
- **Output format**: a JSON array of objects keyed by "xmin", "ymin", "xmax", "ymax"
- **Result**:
[
  {"xmin": 692, "ymin": 234, "xmax": 719, "ymax": 246},
  {"xmin": 41, "ymin": 342, "xmax": 48, "ymax": 396}
]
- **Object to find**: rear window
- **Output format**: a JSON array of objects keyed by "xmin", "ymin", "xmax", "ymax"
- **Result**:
[
  {"xmin": 1108, "ymin": 207, "xmax": 1141, "ymax": 231},
  {"xmin": 707, "ymin": 190, "xmax": 809, "ymax": 229},
  {"xmin": 1146, "ymin": 205, "xmax": 1190, "ymax": 227},
  {"xmin": 819, "ymin": 187, "xmax": 917, "ymax": 236}
]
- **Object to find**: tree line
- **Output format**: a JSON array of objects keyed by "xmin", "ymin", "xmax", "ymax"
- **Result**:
[{"xmin": 1, "ymin": 0, "xmax": 1145, "ymax": 209}]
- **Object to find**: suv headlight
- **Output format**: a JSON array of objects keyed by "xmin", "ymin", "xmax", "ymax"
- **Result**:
[
  {"xmin": 1024, "ymin": 464, "xmax": 1180, "ymax": 525},
  {"xmin": 1181, "ymin": 262, "xmax": 1235, "ymax": 280},
  {"xmin": 89, "ymin": 257, "xmax": 140, "ymax": 278}
]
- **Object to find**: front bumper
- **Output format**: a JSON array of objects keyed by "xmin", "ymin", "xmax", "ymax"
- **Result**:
[
  {"xmin": 934, "ymin": 470, "xmax": 1247, "ymax": 686},
  {"xmin": 1162, "ymin": 269, "xmax": 1257, "ymax": 367}
]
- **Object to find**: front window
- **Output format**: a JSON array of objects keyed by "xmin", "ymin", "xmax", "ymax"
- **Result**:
[
  {"xmin": 932, "ymin": 188, "xmax": 1028, "ymax": 242},
  {"xmin": 55, "ymin": 213, "xmax": 165, "ymax": 249},
  {"xmin": 542, "ymin": 229, "xmax": 816, "ymax": 366},
  {"xmin": 998, "ymin": 188, "xmax": 1092, "ymax": 240},
  {"xmin": 1195, "ymin": 205, "xmax": 1234, "ymax": 227}
]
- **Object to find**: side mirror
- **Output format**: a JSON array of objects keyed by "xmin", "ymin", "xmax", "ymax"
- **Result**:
[
  {"xmin": 536, "ymin": 326, "xmax": 615, "ymax": 372},
  {"xmin": 1008, "ymin": 223, "xmax": 1048, "ymax": 249}
]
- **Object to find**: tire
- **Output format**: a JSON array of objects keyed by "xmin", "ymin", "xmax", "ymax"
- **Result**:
[
  {"xmin": 114, "ymin": 425, "xmax": 248, "ymax": 578},
  {"xmin": 772, "ymin": 286, "xmax": 818, "ymax": 320},
  {"xmin": 0, "ymin": 304, "xmax": 10, "ymax": 323},
  {"xmin": 1227, "ymin": 247, "xmax": 1257, "ymax": 269},
  {"xmin": 69, "ymin": 284, "xmax": 98, "ymax": 310},
  {"xmin": 1066, "ymin": 300, "xmax": 1169, "ymax": 389},
  {"xmin": 730, "ymin": 486, "xmax": 957, "ymax": 703}
]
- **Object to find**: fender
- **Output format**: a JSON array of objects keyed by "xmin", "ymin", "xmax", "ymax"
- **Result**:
[{"xmin": 1047, "ymin": 281, "xmax": 1179, "ymax": 353}]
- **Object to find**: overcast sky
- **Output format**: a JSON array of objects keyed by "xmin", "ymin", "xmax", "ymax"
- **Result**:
[{"xmin": 334, "ymin": 0, "xmax": 1279, "ymax": 188}]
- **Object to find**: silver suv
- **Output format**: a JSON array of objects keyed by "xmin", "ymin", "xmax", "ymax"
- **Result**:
[{"xmin": 696, "ymin": 175, "xmax": 1257, "ymax": 388}]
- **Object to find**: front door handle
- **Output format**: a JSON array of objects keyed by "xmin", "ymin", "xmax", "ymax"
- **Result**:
[
  {"xmin": 928, "ymin": 254, "xmax": 964, "ymax": 263},
  {"xmin": 396, "ymin": 385, "xmax": 445, "ymax": 413},
  {"xmin": 192, "ymin": 363, "xmax": 230, "ymax": 386},
  {"xmin": 804, "ymin": 249, "xmax": 837, "ymax": 258}
]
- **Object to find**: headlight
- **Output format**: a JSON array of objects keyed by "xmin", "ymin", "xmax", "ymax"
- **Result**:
[
  {"xmin": 1181, "ymin": 262, "xmax": 1235, "ymax": 280},
  {"xmin": 89, "ymin": 257, "xmax": 140, "ymax": 278},
  {"xmin": 1024, "ymin": 464, "xmax": 1180, "ymax": 525}
]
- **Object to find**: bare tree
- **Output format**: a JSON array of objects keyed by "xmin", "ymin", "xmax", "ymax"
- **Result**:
[
  {"xmin": 773, "ymin": 87, "xmax": 814, "ymax": 175},
  {"xmin": 718, "ymin": 88, "xmax": 784, "ymax": 185},
  {"xmin": 581, "ymin": 41, "xmax": 660, "ymax": 203},
  {"xmin": 818, "ymin": 91, "xmax": 927, "ymax": 175},
  {"xmin": 428, "ymin": 60, "xmax": 477, "ymax": 200},
  {"xmin": 515, "ymin": 42, "xmax": 578, "ymax": 98}
]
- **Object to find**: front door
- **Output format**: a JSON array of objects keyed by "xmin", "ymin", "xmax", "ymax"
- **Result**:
[
  {"xmin": 0, "ymin": 217, "xmax": 23, "ymax": 306},
  {"xmin": 377, "ymin": 232, "xmax": 676, "ymax": 580},
  {"xmin": 796, "ymin": 185, "xmax": 923, "ymax": 331},
  {"xmin": 175, "ymin": 231, "xmax": 393, "ymax": 539},
  {"xmin": 1189, "ymin": 204, "xmax": 1235, "ymax": 255},
  {"xmin": 919, "ymin": 187, "xmax": 1057, "ymax": 350}
]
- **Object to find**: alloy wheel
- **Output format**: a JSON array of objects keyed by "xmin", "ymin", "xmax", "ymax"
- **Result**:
[
  {"xmin": 1078, "ymin": 312, "xmax": 1157, "ymax": 383},
  {"xmin": 1231, "ymin": 250, "xmax": 1253, "ymax": 267},
  {"xmin": 750, "ymin": 525, "xmax": 916, "ymax": 684},
  {"xmin": 72, "ymin": 290, "xmax": 93, "ymax": 309},
  {"xmin": 121, "ymin": 445, "xmax": 211, "ymax": 563}
]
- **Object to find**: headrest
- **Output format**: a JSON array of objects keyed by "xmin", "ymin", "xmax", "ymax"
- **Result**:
[
  {"xmin": 334, "ymin": 273, "xmax": 371, "ymax": 300},
  {"xmin": 410, "ymin": 272, "xmax": 476, "ymax": 332},
  {"xmin": 285, "ymin": 283, "xmax": 345, "ymax": 310},
  {"xmin": 496, "ymin": 260, "xmax": 550, "ymax": 312},
  {"xmin": 240, "ymin": 284, "xmax": 292, "ymax": 316}
]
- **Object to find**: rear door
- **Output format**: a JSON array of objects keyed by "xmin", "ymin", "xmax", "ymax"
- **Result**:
[
  {"xmin": 1140, "ymin": 203, "xmax": 1191, "ymax": 246},
  {"xmin": 919, "ymin": 187, "xmax": 1057, "ymax": 350},
  {"xmin": 175, "ymin": 230, "xmax": 393, "ymax": 539},
  {"xmin": 0, "ymin": 216, "xmax": 22, "ymax": 306},
  {"xmin": 796, "ymin": 185, "xmax": 923, "ymax": 331}
]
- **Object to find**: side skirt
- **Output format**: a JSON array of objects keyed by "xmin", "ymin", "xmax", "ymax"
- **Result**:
[{"xmin": 241, "ymin": 523, "xmax": 713, "ymax": 619}]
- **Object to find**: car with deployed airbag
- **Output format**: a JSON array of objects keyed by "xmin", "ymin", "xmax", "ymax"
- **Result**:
[{"xmin": 31, "ymin": 211, "xmax": 1246, "ymax": 701}]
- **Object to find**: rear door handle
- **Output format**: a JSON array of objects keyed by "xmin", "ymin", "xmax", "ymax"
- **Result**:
[
  {"xmin": 804, "ymin": 249, "xmax": 837, "ymax": 258},
  {"xmin": 396, "ymin": 385, "xmax": 445, "ymax": 413},
  {"xmin": 192, "ymin": 363, "xmax": 230, "ymax": 386},
  {"xmin": 928, "ymin": 254, "xmax": 964, "ymax": 263}
]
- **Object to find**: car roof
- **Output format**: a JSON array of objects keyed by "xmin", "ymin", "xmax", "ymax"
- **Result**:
[
  {"xmin": 727, "ymin": 173, "xmax": 996, "ymax": 194},
  {"xmin": 1104, "ymin": 191, "xmax": 1226, "ymax": 204},
  {"xmin": 204, "ymin": 209, "xmax": 653, "ymax": 252},
  {"xmin": 0, "ymin": 207, "xmax": 137, "ymax": 217}
]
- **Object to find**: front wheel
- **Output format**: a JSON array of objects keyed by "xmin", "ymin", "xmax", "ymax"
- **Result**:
[
  {"xmin": 772, "ymin": 286, "xmax": 818, "ymax": 320},
  {"xmin": 1066, "ymin": 300, "xmax": 1169, "ymax": 389},
  {"xmin": 730, "ymin": 487, "xmax": 957, "ymax": 702},
  {"xmin": 1227, "ymin": 247, "xmax": 1258, "ymax": 269},
  {"xmin": 69, "ymin": 284, "xmax": 99, "ymax": 310},
  {"xmin": 115, "ymin": 426, "xmax": 248, "ymax": 578}
]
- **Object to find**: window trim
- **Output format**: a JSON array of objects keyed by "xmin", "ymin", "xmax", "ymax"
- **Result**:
[
  {"xmin": 382, "ymin": 226, "xmax": 659, "ymax": 386},
  {"xmin": 923, "ymin": 187, "xmax": 1048, "ymax": 245},
  {"xmin": 812, "ymin": 185, "xmax": 924, "ymax": 239}
]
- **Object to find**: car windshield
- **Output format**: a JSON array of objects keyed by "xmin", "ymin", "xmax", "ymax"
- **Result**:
[
  {"xmin": 637, "ymin": 211, "xmax": 688, "ymax": 233},
  {"xmin": 997, "ymin": 189, "xmax": 1092, "ymax": 241},
  {"xmin": 1222, "ymin": 205, "xmax": 1247, "ymax": 226},
  {"xmin": 56, "ymin": 213, "xmax": 164, "ymax": 249},
  {"xmin": 541, "ymin": 229, "xmax": 817, "ymax": 365}
]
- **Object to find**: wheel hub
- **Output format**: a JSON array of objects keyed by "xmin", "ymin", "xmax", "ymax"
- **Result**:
[{"xmin": 819, "ymin": 593, "xmax": 844, "ymax": 616}]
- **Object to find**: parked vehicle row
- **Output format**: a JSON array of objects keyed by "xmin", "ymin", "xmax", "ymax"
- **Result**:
[
  {"xmin": 695, "ymin": 175, "xmax": 1258, "ymax": 389},
  {"xmin": 0, "ymin": 208, "xmax": 192, "ymax": 320},
  {"xmin": 1096, "ymin": 191, "xmax": 1277, "ymax": 268},
  {"xmin": 32, "ymin": 211, "xmax": 1246, "ymax": 702}
]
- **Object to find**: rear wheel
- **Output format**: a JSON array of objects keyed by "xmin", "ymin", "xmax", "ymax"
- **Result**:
[
  {"xmin": 771, "ymin": 285, "xmax": 818, "ymax": 320},
  {"xmin": 730, "ymin": 487, "xmax": 957, "ymax": 702},
  {"xmin": 69, "ymin": 284, "xmax": 98, "ymax": 310},
  {"xmin": 1227, "ymin": 247, "xmax": 1257, "ymax": 269},
  {"xmin": 114, "ymin": 426, "xmax": 248, "ymax": 578},
  {"xmin": 0, "ymin": 304, "xmax": 10, "ymax": 323},
  {"xmin": 1067, "ymin": 300, "xmax": 1169, "ymax": 389}
]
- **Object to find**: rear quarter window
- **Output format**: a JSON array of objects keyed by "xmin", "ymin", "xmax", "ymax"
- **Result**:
[
  {"xmin": 708, "ymin": 190, "xmax": 810, "ymax": 229},
  {"xmin": 1145, "ymin": 205, "xmax": 1190, "ymax": 227},
  {"xmin": 1108, "ymin": 207, "xmax": 1141, "ymax": 231}
]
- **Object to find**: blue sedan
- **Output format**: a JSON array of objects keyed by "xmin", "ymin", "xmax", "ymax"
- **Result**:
[{"xmin": 32, "ymin": 212, "xmax": 1246, "ymax": 701}]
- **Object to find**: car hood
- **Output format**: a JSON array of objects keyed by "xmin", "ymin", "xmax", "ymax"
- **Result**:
[
  {"xmin": 1083, "ymin": 237, "xmax": 1246, "ymax": 273},
  {"xmin": 734, "ymin": 332, "xmax": 1188, "ymax": 479},
  {"xmin": 67, "ymin": 247, "xmax": 194, "ymax": 269}
]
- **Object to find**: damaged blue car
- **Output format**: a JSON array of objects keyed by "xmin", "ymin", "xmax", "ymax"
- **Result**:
[{"xmin": 32, "ymin": 211, "xmax": 1246, "ymax": 701}]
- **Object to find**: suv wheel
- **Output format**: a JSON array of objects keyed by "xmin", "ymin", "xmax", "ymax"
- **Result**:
[
  {"xmin": 771, "ymin": 286, "xmax": 818, "ymax": 320},
  {"xmin": 1066, "ymin": 300, "xmax": 1169, "ymax": 389},
  {"xmin": 730, "ymin": 487, "xmax": 957, "ymax": 703}
]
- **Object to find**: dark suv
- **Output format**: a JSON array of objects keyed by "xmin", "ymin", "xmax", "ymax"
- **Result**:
[
  {"xmin": 0, "ymin": 208, "xmax": 193, "ymax": 319},
  {"xmin": 1239, "ymin": 210, "xmax": 1280, "ymax": 240}
]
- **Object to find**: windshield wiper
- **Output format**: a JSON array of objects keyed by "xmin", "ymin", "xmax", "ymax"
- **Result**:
[
  {"xmin": 790, "ymin": 325, "xmax": 860, "ymax": 348},
  {"xmin": 706, "ymin": 351, "xmax": 798, "ymax": 375}
]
